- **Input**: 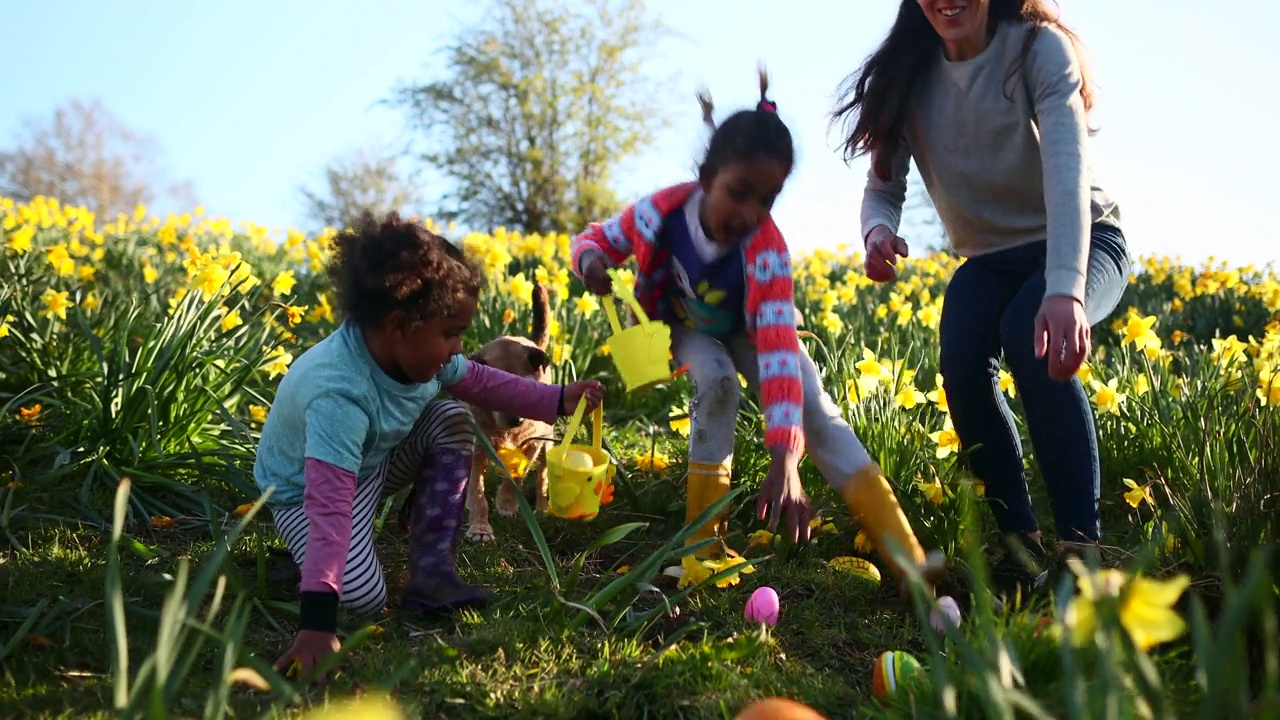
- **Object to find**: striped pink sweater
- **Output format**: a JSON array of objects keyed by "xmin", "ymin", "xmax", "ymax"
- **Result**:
[{"xmin": 571, "ymin": 181, "xmax": 806, "ymax": 454}]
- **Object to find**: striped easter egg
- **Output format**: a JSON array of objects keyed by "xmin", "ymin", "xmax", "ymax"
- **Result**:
[{"xmin": 871, "ymin": 650, "xmax": 925, "ymax": 699}]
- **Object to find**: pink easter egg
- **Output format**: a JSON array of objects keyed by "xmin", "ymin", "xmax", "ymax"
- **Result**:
[
  {"xmin": 929, "ymin": 595, "xmax": 961, "ymax": 632},
  {"xmin": 745, "ymin": 586, "xmax": 780, "ymax": 626}
]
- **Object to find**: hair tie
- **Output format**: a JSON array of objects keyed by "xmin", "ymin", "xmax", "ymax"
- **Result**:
[{"xmin": 757, "ymin": 99, "xmax": 777, "ymax": 113}]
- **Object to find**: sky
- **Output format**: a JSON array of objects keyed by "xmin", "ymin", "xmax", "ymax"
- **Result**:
[{"xmin": 4, "ymin": 1, "xmax": 1278, "ymax": 269}]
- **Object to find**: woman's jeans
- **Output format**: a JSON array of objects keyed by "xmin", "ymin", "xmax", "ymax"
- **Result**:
[{"xmin": 939, "ymin": 223, "xmax": 1130, "ymax": 543}]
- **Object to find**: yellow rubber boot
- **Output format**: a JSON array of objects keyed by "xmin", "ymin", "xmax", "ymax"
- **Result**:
[
  {"xmin": 840, "ymin": 462, "xmax": 943, "ymax": 593},
  {"xmin": 685, "ymin": 460, "xmax": 732, "ymax": 558}
]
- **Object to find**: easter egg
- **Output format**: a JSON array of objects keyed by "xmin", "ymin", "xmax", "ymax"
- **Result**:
[
  {"xmin": 929, "ymin": 595, "xmax": 961, "ymax": 632},
  {"xmin": 827, "ymin": 556, "xmax": 882, "ymax": 587},
  {"xmin": 562, "ymin": 449, "xmax": 595, "ymax": 472},
  {"xmin": 872, "ymin": 650, "xmax": 926, "ymax": 700},
  {"xmin": 734, "ymin": 697, "xmax": 827, "ymax": 720},
  {"xmin": 744, "ymin": 586, "xmax": 780, "ymax": 626}
]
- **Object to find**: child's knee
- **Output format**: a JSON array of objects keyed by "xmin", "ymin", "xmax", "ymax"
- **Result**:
[
  {"xmin": 428, "ymin": 400, "xmax": 477, "ymax": 450},
  {"xmin": 692, "ymin": 359, "xmax": 741, "ymax": 419},
  {"xmin": 342, "ymin": 582, "xmax": 388, "ymax": 617}
]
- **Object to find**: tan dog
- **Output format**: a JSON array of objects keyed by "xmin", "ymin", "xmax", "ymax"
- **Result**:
[{"xmin": 464, "ymin": 282, "xmax": 555, "ymax": 542}]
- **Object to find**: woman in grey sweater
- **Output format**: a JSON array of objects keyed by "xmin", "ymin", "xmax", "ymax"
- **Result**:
[{"xmin": 832, "ymin": 0, "xmax": 1130, "ymax": 602}]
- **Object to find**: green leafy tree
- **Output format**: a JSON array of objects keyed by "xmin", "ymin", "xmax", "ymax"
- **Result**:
[{"xmin": 394, "ymin": 0, "xmax": 672, "ymax": 234}]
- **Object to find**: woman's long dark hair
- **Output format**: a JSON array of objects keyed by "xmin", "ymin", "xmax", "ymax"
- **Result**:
[{"xmin": 831, "ymin": 0, "xmax": 1096, "ymax": 181}]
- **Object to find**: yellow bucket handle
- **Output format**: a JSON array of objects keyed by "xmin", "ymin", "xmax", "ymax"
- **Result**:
[
  {"xmin": 605, "ymin": 268, "xmax": 652, "ymax": 326},
  {"xmin": 557, "ymin": 395, "xmax": 604, "ymax": 455}
]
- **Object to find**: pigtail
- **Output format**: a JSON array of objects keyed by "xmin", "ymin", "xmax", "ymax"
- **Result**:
[
  {"xmin": 697, "ymin": 87, "xmax": 716, "ymax": 133},
  {"xmin": 756, "ymin": 61, "xmax": 777, "ymax": 113}
]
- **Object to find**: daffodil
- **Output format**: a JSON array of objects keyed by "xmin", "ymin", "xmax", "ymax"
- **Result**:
[
  {"xmin": 496, "ymin": 446, "xmax": 530, "ymax": 478},
  {"xmin": 1123, "ymin": 478, "xmax": 1154, "ymax": 509},
  {"xmin": 747, "ymin": 529, "xmax": 776, "ymax": 551},
  {"xmin": 634, "ymin": 449, "xmax": 671, "ymax": 472},
  {"xmin": 928, "ymin": 418, "xmax": 961, "ymax": 459},
  {"xmin": 1063, "ymin": 567, "xmax": 1191, "ymax": 652},
  {"xmin": 1091, "ymin": 377, "xmax": 1126, "ymax": 415},
  {"xmin": 40, "ymin": 288, "xmax": 73, "ymax": 321},
  {"xmin": 18, "ymin": 405, "xmax": 42, "ymax": 425},
  {"xmin": 809, "ymin": 516, "xmax": 837, "ymax": 535},
  {"xmin": 926, "ymin": 374, "xmax": 948, "ymax": 413},
  {"xmin": 669, "ymin": 406, "xmax": 690, "ymax": 437},
  {"xmin": 271, "ymin": 269, "xmax": 296, "ymax": 297}
]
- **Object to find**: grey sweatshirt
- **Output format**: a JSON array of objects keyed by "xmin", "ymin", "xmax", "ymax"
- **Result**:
[{"xmin": 860, "ymin": 20, "xmax": 1122, "ymax": 302}]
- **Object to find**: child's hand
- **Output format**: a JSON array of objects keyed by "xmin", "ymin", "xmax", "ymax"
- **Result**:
[
  {"xmin": 562, "ymin": 380, "xmax": 606, "ymax": 415},
  {"xmin": 865, "ymin": 226, "xmax": 909, "ymax": 283},
  {"xmin": 756, "ymin": 449, "xmax": 812, "ymax": 544},
  {"xmin": 273, "ymin": 629, "xmax": 341, "ymax": 685},
  {"xmin": 582, "ymin": 256, "xmax": 614, "ymax": 296}
]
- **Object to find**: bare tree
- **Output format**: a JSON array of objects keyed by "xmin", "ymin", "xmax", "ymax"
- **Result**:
[
  {"xmin": 394, "ymin": 0, "xmax": 673, "ymax": 234},
  {"xmin": 298, "ymin": 148, "xmax": 422, "ymax": 232},
  {"xmin": 0, "ymin": 97, "xmax": 195, "ymax": 217}
]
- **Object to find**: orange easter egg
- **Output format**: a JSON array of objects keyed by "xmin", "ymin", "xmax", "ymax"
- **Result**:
[{"xmin": 734, "ymin": 697, "xmax": 827, "ymax": 720}]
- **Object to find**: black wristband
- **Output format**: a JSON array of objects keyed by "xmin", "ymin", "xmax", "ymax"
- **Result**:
[
  {"xmin": 299, "ymin": 591, "xmax": 339, "ymax": 633},
  {"xmin": 558, "ymin": 385, "xmax": 567, "ymax": 416}
]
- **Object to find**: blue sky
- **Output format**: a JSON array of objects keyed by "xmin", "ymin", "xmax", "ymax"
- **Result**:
[{"xmin": 4, "ymin": 1, "xmax": 1278, "ymax": 268}]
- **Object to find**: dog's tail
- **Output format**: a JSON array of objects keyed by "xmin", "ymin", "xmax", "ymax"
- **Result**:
[{"xmin": 529, "ymin": 282, "xmax": 550, "ymax": 349}]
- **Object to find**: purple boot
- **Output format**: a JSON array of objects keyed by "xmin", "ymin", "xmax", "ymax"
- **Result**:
[{"xmin": 402, "ymin": 447, "xmax": 491, "ymax": 613}]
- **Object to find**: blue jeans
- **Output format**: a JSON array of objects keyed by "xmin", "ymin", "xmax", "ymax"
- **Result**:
[{"xmin": 939, "ymin": 224, "xmax": 1130, "ymax": 543}]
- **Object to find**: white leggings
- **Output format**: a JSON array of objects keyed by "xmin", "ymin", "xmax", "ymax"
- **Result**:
[{"xmin": 671, "ymin": 325, "xmax": 872, "ymax": 488}]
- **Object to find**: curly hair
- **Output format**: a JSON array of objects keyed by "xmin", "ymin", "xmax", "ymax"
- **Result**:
[{"xmin": 327, "ymin": 211, "xmax": 484, "ymax": 328}]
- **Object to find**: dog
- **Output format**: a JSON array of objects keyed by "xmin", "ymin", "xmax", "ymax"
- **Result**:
[{"xmin": 463, "ymin": 281, "xmax": 555, "ymax": 543}]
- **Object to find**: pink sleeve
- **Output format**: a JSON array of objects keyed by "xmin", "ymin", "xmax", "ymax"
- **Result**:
[
  {"xmin": 448, "ymin": 360, "xmax": 562, "ymax": 425},
  {"xmin": 299, "ymin": 457, "xmax": 357, "ymax": 595}
]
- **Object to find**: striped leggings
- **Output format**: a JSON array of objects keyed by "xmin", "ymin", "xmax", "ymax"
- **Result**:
[{"xmin": 271, "ymin": 400, "xmax": 475, "ymax": 616}]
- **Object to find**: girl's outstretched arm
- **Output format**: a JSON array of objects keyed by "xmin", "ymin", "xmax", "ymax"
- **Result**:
[{"xmin": 444, "ymin": 356, "xmax": 605, "ymax": 422}]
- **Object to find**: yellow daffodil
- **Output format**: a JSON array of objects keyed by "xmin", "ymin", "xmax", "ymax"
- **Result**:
[
  {"xmin": 928, "ymin": 418, "xmax": 961, "ymax": 459},
  {"xmin": 634, "ymin": 450, "xmax": 671, "ymax": 472},
  {"xmin": 809, "ymin": 516, "xmax": 837, "ymax": 535},
  {"xmin": 1122, "ymin": 478, "xmax": 1154, "ymax": 509},
  {"xmin": 747, "ymin": 529, "xmax": 776, "ymax": 551},
  {"xmin": 41, "ymin": 288, "xmax": 73, "ymax": 320},
  {"xmin": 496, "ymin": 446, "xmax": 531, "ymax": 478},
  {"xmin": 1064, "ymin": 567, "xmax": 1191, "ymax": 652},
  {"xmin": 669, "ymin": 406, "xmax": 690, "ymax": 437},
  {"xmin": 271, "ymin": 269, "xmax": 296, "ymax": 297}
]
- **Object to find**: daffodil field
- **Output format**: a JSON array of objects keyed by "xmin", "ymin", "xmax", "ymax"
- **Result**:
[{"xmin": 2, "ymin": 194, "xmax": 1279, "ymax": 718}]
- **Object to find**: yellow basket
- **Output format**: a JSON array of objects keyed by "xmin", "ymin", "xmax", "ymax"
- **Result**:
[
  {"xmin": 603, "ymin": 269, "xmax": 676, "ymax": 393},
  {"xmin": 546, "ymin": 396, "xmax": 616, "ymax": 521}
]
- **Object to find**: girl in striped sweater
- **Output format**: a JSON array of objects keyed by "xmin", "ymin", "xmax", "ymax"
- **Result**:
[{"xmin": 572, "ymin": 67, "xmax": 943, "ymax": 594}]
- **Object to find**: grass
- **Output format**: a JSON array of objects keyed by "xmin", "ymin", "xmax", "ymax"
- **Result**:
[{"xmin": 2, "ymin": 454, "xmax": 927, "ymax": 719}]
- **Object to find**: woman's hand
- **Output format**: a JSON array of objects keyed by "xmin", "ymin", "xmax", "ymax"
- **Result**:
[
  {"xmin": 864, "ymin": 226, "xmax": 910, "ymax": 283},
  {"xmin": 273, "ymin": 630, "xmax": 341, "ymax": 685},
  {"xmin": 562, "ymin": 380, "xmax": 606, "ymax": 414},
  {"xmin": 756, "ymin": 449, "xmax": 812, "ymax": 544},
  {"xmin": 1035, "ymin": 295, "xmax": 1090, "ymax": 381}
]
